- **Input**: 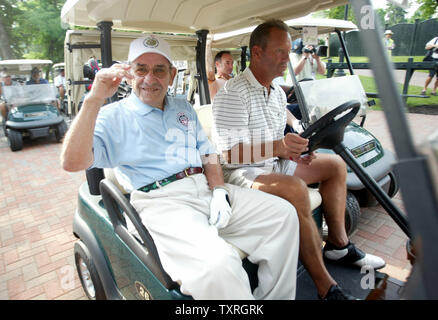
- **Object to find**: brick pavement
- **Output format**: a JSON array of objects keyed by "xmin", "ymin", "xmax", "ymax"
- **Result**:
[
  {"xmin": 349, "ymin": 110, "xmax": 438, "ymax": 282},
  {"xmin": 0, "ymin": 124, "xmax": 87, "ymax": 300},
  {"xmin": 0, "ymin": 110, "xmax": 436, "ymax": 300}
]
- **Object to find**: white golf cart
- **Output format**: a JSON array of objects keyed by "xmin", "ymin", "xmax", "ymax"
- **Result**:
[
  {"xmin": 0, "ymin": 59, "xmax": 53, "ymax": 84},
  {"xmin": 61, "ymin": 0, "xmax": 438, "ymax": 301}
]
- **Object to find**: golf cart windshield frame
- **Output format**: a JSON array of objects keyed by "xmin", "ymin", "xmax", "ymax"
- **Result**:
[
  {"xmin": 350, "ymin": 0, "xmax": 438, "ymax": 299},
  {"xmin": 3, "ymin": 84, "xmax": 58, "ymax": 107},
  {"xmin": 288, "ymin": 26, "xmax": 355, "ymax": 127}
]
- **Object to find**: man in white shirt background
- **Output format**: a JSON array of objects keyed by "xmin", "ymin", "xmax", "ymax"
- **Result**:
[
  {"xmin": 54, "ymin": 68, "xmax": 66, "ymax": 102},
  {"xmin": 291, "ymin": 38, "xmax": 326, "ymax": 81}
]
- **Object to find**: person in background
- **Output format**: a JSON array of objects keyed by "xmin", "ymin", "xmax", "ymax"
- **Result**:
[
  {"xmin": 0, "ymin": 71, "xmax": 18, "ymax": 122},
  {"xmin": 421, "ymin": 36, "xmax": 438, "ymax": 96},
  {"xmin": 54, "ymin": 68, "xmax": 66, "ymax": 101},
  {"xmin": 26, "ymin": 67, "xmax": 49, "ymax": 85},
  {"xmin": 206, "ymin": 40, "xmax": 234, "ymax": 101},
  {"xmin": 383, "ymin": 30, "xmax": 395, "ymax": 56},
  {"xmin": 290, "ymin": 38, "xmax": 326, "ymax": 82},
  {"xmin": 88, "ymin": 56, "xmax": 100, "ymax": 75},
  {"xmin": 284, "ymin": 38, "xmax": 327, "ymax": 124}
]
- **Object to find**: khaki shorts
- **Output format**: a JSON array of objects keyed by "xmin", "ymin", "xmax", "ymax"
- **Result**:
[{"xmin": 223, "ymin": 159, "xmax": 297, "ymax": 189}]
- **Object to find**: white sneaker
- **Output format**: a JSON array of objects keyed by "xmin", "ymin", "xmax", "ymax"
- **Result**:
[{"xmin": 323, "ymin": 241, "xmax": 386, "ymax": 270}]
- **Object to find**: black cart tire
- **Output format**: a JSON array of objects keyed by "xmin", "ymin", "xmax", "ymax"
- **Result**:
[
  {"xmin": 7, "ymin": 129, "xmax": 23, "ymax": 152},
  {"xmin": 74, "ymin": 241, "xmax": 107, "ymax": 300},
  {"xmin": 62, "ymin": 100, "xmax": 69, "ymax": 115},
  {"xmin": 345, "ymin": 191, "xmax": 361, "ymax": 236},
  {"xmin": 55, "ymin": 121, "xmax": 68, "ymax": 142},
  {"xmin": 387, "ymin": 171, "xmax": 399, "ymax": 198}
]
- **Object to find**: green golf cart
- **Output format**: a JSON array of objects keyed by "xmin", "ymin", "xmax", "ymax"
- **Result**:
[
  {"xmin": 61, "ymin": 0, "xmax": 438, "ymax": 302},
  {"xmin": 0, "ymin": 59, "xmax": 68, "ymax": 151}
]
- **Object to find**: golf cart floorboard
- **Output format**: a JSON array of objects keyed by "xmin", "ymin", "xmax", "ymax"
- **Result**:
[{"xmin": 295, "ymin": 260, "xmax": 405, "ymax": 300}]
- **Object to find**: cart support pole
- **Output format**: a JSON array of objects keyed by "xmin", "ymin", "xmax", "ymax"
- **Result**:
[
  {"xmin": 98, "ymin": 21, "xmax": 113, "ymax": 68},
  {"xmin": 195, "ymin": 29, "xmax": 211, "ymax": 105},
  {"xmin": 351, "ymin": 0, "xmax": 438, "ymax": 300},
  {"xmin": 240, "ymin": 46, "xmax": 247, "ymax": 72},
  {"xmin": 85, "ymin": 21, "xmax": 114, "ymax": 196},
  {"xmin": 335, "ymin": 29, "xmax": 354, "ymax": 75}
]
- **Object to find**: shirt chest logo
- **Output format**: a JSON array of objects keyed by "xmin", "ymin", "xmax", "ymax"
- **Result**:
[{"xmin": 177, "ymin": 112, "xmax": 189, "ymax": 127}]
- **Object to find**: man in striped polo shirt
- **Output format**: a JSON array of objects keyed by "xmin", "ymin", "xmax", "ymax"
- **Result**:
[{"xmin": 212, "ymin": 19, "xmax": 385, "ymax": 300}]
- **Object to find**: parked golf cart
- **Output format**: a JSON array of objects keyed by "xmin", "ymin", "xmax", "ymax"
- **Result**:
[
  {"xmin": 0, "ymin": 59, "xmax": 67, "ymax": 151},
  {"xmin": 61, "ymin": 0, "xmax": 438, "ymax": 301},
  {"xmin": 0, "ymin": 59, "xmax": 53, "ymax": 84}
]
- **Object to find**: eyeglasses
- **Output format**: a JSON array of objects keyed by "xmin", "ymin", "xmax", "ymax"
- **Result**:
[{"xmin": 131, "ymin": 64, "xmax": 171, "ymax": 79}]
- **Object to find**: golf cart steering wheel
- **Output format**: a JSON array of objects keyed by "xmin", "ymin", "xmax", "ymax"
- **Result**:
[{"xmin": 300, "ymin": 100, "xmax": 361, "ymax": 153}]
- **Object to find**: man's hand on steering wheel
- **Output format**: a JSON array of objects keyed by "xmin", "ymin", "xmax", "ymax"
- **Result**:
[{"xmin": 275, "ymin": 133, "xmax": 309, "ymax": 161}]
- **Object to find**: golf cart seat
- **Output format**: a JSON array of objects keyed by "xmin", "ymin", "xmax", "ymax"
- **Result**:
[
  {"xmin": 103, "ymin": 168, "xmax": 249, "ymax": 260},
  {"xmin": 194, "ymin": 103, "xmax": 323, "ymax": 211}
]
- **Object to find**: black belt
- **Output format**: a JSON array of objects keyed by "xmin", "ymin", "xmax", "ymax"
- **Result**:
[{"xmin": 138, "ymin": 167, "xmax": 204, "ymax": 193}]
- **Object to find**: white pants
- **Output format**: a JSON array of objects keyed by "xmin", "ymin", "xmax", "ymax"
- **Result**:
[{"xmin": 130, "ymin": 174, "xmax": 299, "ymax": 300}]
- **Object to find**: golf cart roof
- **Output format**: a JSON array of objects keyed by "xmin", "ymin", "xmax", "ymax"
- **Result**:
[
  {"xmin": 64, "ymin": 29, "xmax": 199, "ymax": 115},
  {"xmin": 287, "ymin": 17, "xmax": 357, "ymax": 39},
  {"xmin": 61, "ymin": 0, "xmax": 348, "ymax": 34},
  {"xmin": 64, "ymin": 29, "xmax": 198, "ymax": 62},
  {"xmin": 0, "ymin": 59, "xmax": 53, "ymax": 75},
  {"xmin": 53, "ymin": 62, "xmax": 65, "ymax": 70},
  {"xmin": 212, "ymin": 17, "xmax": 358, "ymax": 49}
]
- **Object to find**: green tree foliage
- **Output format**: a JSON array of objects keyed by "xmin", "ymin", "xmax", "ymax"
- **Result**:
[
  {"xmin": 316, "ymin": 1, "xmax": 436, "ymax": 27},
  {"xmin": 314, "ymin": 5, "xmax": 357, "ymax": 24},
  {"xmin": 0, "ymin": 0, "xmax": 66, "ymax": 63},
  {"xmin": 411, "ymin": 0, "xmax": 438, "ymax": 21},
  {"xmin": 18, "ymin": 0, "xmax": 66, "ymax": 63},
  {"xmin": 0, "ymin": 0, "xmax": 22, "ymax": 59},
  {"xmin": 375, "ymin": 8, "xmax": 386, "ymax": 30},
  {"xmin": 386, "ymin": 3, "xmax": 408, "ymax": 25}
]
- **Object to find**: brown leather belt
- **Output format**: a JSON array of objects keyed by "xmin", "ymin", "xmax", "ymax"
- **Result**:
[{"xmin": 138, "ymin": 167, "xmax": 204, "ymax": 193}]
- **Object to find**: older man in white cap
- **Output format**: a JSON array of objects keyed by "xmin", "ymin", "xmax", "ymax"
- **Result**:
[{"xmin": 60, "ymin": 34, "xmax": 300, "ymax": 300}]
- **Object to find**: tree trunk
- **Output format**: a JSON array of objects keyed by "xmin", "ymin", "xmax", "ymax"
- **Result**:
[{"xmin": 0, "ymin": 17, "xmax": 14, "ymax": 60}]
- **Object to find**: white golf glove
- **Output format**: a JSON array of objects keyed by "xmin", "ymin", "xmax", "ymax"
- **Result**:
[{"xmin": 209, "ymin": 187, "xmax": 232, "ymax": 229}]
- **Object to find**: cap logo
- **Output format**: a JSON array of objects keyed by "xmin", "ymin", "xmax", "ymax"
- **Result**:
[{"xmin": 144, "ymin": 37, "xmax": 159, "ymax": 48}]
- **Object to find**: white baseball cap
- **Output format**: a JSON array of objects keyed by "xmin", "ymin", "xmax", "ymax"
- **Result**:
[{"xmin": 128, "ymin": 34, "xmax": 172, "ymax": 64}]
